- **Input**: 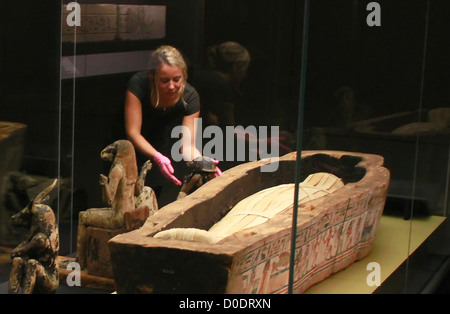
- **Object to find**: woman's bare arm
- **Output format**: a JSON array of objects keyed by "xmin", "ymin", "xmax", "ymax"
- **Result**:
[
  {"xmin": 124, "ymin": 91, "xmax": 158, "ymax": 159},
  {"xmin": 181, "ymin": 111, "xmax": 202, "ymax": 162}
]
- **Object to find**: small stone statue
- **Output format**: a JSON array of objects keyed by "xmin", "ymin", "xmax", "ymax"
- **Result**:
[
  {"xmin": 77, "ymin": 140, "xmax": 156, "ymax": 268},
  {"xmin": 8, "ymin": 179, "xmax": 59, "ymax": 294},
  {"xmin": 177, "ymin": 156, "xmax": 218, "ymax": 199}
]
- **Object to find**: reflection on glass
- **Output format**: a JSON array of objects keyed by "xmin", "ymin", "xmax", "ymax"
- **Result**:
[{"xmin": 1, "ymin": 0, "xmax": 449, "ymax": 295}]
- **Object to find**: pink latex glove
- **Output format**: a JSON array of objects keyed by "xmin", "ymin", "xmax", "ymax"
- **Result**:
[
  {"xmin": 153, "ymin": 152, "xmax": 182, "ymax": 185},
  {"xmin": 211, "ymin": 158, "xmax": 222, "ymax": 177}
]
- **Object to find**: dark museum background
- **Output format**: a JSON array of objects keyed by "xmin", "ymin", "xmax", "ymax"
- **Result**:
[{"xmin": 1, "ymin": 0, "xmax": 450, "ymax": 294}]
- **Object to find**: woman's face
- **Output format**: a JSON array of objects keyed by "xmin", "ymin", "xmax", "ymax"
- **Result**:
[{"xmin": 157, "ymin": 63, "xmax": 183, "ymax": 104}]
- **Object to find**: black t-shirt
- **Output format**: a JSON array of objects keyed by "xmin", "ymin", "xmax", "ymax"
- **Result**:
[
  {"xmin": 107, "ymin": 71, "xmax": 200, "ymax": 187},
  {"xmin": 127, "ymin": 70, "xmax": 200, "ymax": 156}
]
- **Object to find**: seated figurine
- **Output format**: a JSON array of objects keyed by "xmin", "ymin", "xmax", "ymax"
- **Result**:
[
  {"xmin": 76, "ymin": 140, "xmax": 157, "ymax": 270},
  {"xmin": 177, "ymin": 156, "xmax": 219, "ymax": 199},
  {"xmin": 8, "ymin": 179, "xmax": 59, "ymax": 294}
]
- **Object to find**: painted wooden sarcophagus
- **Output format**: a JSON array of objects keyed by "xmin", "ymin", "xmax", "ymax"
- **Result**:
[{"xmin": 108, "ymin": 150, "xmax": 390, "ymax": 294}]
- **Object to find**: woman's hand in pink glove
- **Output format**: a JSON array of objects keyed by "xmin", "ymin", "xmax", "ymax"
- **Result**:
[
  {"xmin": 153, "ymin": 152, "xmax": 182, "ymax": 185},
  {"xmin": 211, "ymin": 158, "xmax": 222, "ymax": 177}
]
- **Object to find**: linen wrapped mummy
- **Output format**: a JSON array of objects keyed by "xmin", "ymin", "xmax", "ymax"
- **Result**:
[{"xmin": 154, "ymin": 172, "xmax": 344, "ymax": 244}]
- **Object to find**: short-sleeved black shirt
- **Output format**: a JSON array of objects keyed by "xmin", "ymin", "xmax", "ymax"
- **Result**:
[
  {"xmin": 123, "ymin": 71, "xmax": 200, "ymax": 187},
  {"xmin": 127, "ymin": 71, "xmax": 200, "ymax": 156}
]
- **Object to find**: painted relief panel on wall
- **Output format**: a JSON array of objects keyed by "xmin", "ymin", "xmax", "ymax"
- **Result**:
[{"xmin": 62, "ymin": 4, "xmax": 166, "ymax": 42}]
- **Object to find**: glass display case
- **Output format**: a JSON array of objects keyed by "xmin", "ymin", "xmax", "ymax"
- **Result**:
[{"xmin": 1, "ymin": 0, "xmax": 449, "ymax": 295}]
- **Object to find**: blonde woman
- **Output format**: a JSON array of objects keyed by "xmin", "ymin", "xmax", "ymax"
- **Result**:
[{"xmin": 125, "ymin": 45, "xmax": 221, "ymax": 198}]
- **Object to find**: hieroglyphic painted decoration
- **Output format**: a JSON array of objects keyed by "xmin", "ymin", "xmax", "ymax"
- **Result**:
[
  {"xmin": 230, "ymin": 191, "xmax": 383, "ymax": 294},
  {"xmin": 62, "ymin": 4, "xmax": 166, "ymax": 42}
]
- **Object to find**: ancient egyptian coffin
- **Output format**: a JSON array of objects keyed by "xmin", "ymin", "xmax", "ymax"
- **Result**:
[{"xmin": 109, "ymin": 151, "xmax": 390, "ymax": 294}]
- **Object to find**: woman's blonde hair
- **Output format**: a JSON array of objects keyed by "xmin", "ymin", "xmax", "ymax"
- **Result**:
[{"xmin": 148, "ymin": 45, "xmax": 188, "ymax": 107}]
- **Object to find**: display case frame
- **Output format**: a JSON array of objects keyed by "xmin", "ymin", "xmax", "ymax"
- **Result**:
[{"xmin": 1, "ymin": 0, "xmax": 450, "ymax": 295}]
